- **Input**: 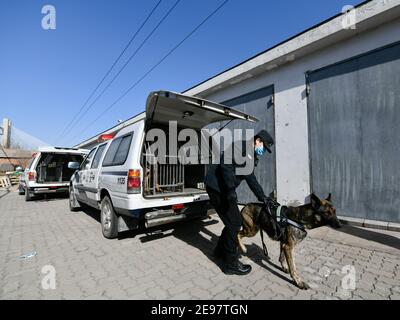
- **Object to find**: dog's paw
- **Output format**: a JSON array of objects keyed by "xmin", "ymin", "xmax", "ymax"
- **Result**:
[
  {"xmin": 296, "ymin": 281, "xmax": 310, "ymax": 290},
  {"xmin": 281, "ymin": 266, "xmax": 289, "ymax": 274}
]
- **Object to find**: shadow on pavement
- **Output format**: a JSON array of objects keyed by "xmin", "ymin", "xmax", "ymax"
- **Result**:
[
  {"xmin": 31, "ymin": 193, "xmax": 69, "ymax": 202},
  {"xmin": 80, "ymin": 205, "xmax": 101, "ymax": 223},
  {"xmin": 171, "ymin": 218, "xmax": 222, "ymax": 266},
  {"xmin": 0, "ymin": 188, "xmax": 10, "ymax": 200},
  {"xmin": 245, "ymin": 243, "xmax": 296, "ymax": 287},
  {"xmin": 120, "ymin": 217, "xmax": 226, "ymax": 269},
  {"xmin": 171, "ymin": 219, "xmax": 295, "ymax": 281},
  {"xmin": 74, "ymin": 208, "xmax": 297, "ymax": 280},
  {"xmin": 336, "ymin": 225, "xmax": 400, "ymax": 250}
]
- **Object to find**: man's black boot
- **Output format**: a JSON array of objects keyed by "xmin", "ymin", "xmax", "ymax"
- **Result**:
[{"xmin": 222, "ymin": 259, "xmax": 252, "ymax": 276}]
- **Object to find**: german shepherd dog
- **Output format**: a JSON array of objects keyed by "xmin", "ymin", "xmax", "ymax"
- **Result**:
[{"xmin": 238, "ymin": 193, "xmax": 342, "ymax": 290}]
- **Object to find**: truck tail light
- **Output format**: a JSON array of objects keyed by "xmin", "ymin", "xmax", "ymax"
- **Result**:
[
  {"xmin": 172, "ymin": 203, "xmax": 185, "ymax": 212},
  {"xmin": 28, "ymin": 171, "xmax": 36, "ymax": 181},
  {"xmin": 127, "ymin": 169, "xmax": 141, "ymax": 194}
]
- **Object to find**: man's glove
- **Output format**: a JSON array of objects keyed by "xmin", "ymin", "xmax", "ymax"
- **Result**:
[
  {"xmin": 227, "ymin": 189, "xmax": 238, "ymax": 203},
  {"xmin": 262, "ymin": 196, "xmax": 280, "ymax": 210}
]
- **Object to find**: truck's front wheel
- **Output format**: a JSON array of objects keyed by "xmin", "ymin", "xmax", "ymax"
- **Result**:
[
  {"xmin": 69, "ymin": 185, "xmax": 80, "ymax": 212},
  {"xmin": 101, "ymin": 196, "xmax": 118, "ymax": 239}
]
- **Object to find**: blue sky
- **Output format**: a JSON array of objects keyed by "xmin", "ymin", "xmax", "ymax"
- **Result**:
[{"xmin": 0, "ymin": 0, "xmax": 364, "ymax": 147}]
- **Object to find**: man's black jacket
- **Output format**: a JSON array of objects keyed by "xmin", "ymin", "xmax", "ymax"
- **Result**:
[{"xmin": 204, "ymin": 140, "xmax": 266, "ymax": 202}]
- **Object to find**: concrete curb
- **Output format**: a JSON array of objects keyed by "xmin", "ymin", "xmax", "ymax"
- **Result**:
[
  {"xmin": 338, "ymin": 215, "xmax": 400, "ymax": 232},
  {"xmin": 238, "ymin": 206, "xmax": 400, "ymax": 233}
]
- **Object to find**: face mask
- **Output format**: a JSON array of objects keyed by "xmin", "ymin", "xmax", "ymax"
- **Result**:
[{"xmin": 255, "ymin": 146, "xmax": 265, "ymax": 156}]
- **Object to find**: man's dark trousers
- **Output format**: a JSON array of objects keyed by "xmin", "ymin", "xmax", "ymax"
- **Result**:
[{"xmin": 206, "ymin": 186, "xmax": 242, "ymax": 263}]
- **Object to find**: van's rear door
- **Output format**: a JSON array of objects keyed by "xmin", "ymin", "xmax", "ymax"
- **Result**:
[{"xmin": 146, "ymin": 91, "xmax": 258, "ymax": 129}]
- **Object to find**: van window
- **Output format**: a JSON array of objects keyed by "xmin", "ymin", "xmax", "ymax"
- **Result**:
[
  {"xmin": 91, "ymin": 144, "xmax": 107, "ymax": 169},
  {"xmin": 102, "ymin": 133, "xmax": 133, "ymax": 167},
  {"xmin": 81, "ymin": 148, "xmax": 96, "ymax": 170},
  {"xmin": 102, "ymin": 138, "xmax": 122, "ymax": 166},
  {"xmin": 27, "ymin": 158, "xmax": 35, "ymax": 170},
  {"xmin": 113, "ymin": 135, "xmax": 132, "ymax": 164}
]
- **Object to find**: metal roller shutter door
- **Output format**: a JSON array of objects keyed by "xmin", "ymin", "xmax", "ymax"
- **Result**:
[{"xmin": 307, "ymin": 41, "xmax": 400, "ymax": 222}]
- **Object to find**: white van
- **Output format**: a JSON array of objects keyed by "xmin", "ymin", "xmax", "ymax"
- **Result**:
[
  {"xmin": 68, "ymin": 91, "xmax": 257, "ymax": 239},
  {"xmin": 19, "ymin": 147, "xmax": 89, "ymax": 201}
]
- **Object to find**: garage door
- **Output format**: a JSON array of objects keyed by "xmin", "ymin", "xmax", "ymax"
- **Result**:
[
  {"xmin": 214, "ymin": 85, "xmax": 276, "ymax": 204},
  {"xmin": 307, "ymin": 41, "xmax": 400, "ymax": 223}
]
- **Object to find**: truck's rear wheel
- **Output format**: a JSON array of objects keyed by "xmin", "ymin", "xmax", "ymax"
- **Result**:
[
  {"xmin": 101, "ymin": 196, "xmax": 118, "ymax": 239},
  {"xmin": 18, "ymin": 185, "xmax": 25, "ymax": 195},
  {"xmin": 25, "ymin": 187, "xmax": 33, "ymax": 201},
  {"xmin": 69, "ymin": 185, "xmax": 80, "ymax": 212}
]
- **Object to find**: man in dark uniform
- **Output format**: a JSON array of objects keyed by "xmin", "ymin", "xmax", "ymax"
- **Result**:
[{"xmin": 205, "ymin": 130, "xmax": 278, "ymax": 275}]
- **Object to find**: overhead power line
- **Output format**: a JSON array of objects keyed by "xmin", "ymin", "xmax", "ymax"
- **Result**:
[
  {"xmin": 61, "ymin": 0, "xmax": 182, "ymax": 143},
  {"xmin": 70, "ymin": 0, "xmax": 230, "ymax": 145},
  {"xmin": 55, "ymin": 0, "xmax": 163, "ymax": 144}
]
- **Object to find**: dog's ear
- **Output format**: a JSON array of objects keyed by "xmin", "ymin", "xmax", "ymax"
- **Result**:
[
  {"xmin": 311, "ymin": 193, "xmax": 322, "ymax": 209},
  {"xmin": 326, "ymin": 193, "xmax": 332, "ymax": 202}
]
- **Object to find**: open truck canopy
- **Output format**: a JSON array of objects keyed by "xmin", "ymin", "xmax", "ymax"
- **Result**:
[{"xmin": 146, "ymin": 91, "xmax": 259, "ymax": 129}]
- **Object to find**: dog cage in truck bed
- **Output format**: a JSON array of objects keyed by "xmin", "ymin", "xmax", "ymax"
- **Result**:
[
  {"xmin": 143, "ymin": 152, "xmax": 185, "ymax": 196},
  {"xmin": 142, "ymin": 140, "xmax": 207, "ymax": 198}
]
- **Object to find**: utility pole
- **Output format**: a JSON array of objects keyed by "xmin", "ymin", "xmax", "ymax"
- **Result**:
[{"xmin": 2, "ymin": 118, "xmax": 11, "ymax": 148}]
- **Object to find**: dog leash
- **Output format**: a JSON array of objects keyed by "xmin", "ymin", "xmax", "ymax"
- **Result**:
[
  {"xmin": 260, "ymin": 204, "xmax": 278, "ymax": 259},
  {"xmin": 260, "ymin": 204, "xmax": 296, "ymax": 256},
  {"xmin": 259, "ymin": 223, "xmax": 269, "ymax": 259},
  {"xmin": 259, "ymin": 204, "xmax": 307, "ymax": 260}
]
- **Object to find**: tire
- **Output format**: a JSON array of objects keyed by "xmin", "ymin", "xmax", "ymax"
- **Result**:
[
  {"xmin": 69, "ymin": 185, "xmax": 80, "ymax": 212},
  {"xmin": 18, "ymin": 185, "xmax": 25, "ymax": 195},
  {"xmin": 25, "ymin": 187, "xmax": 33, "ymax": 201},
  {"xmin": 101, "ymin": 196, "xmax": 118, "ymax": 239}
]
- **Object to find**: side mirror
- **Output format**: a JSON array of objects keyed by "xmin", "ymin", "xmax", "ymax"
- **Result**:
[{"xmin": 68, "ymin": 162, "xmax": 80, "ymax": 170}]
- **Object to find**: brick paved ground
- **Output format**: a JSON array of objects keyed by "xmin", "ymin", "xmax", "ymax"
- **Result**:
[{"xmin": 0, "ymin": 187, "xmax": 399, "ymax": 300}]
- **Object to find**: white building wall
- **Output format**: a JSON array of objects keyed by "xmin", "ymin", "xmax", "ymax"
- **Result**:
[{"xmin": 201, "ymin": 17, "xmax": 400, "ymax": 205}]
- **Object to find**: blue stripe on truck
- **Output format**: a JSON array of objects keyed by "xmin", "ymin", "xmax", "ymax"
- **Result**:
[{"xmin": 101, "ymin": 171, "xmax": 128, "ymax": 176}]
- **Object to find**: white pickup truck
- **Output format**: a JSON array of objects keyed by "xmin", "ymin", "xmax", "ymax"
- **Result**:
[{"xmin": 68, "ymin": 91, "xmax": 258, "ymax": 239}]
